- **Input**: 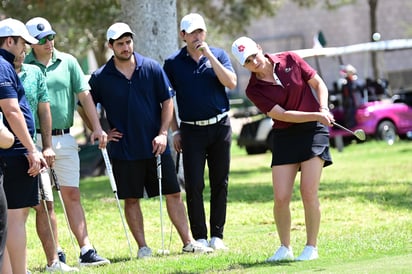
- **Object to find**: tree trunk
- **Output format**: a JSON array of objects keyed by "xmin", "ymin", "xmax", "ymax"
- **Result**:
[{"xmin": 120, "ymin": 0, "xmax": 178, "ymax": 63}]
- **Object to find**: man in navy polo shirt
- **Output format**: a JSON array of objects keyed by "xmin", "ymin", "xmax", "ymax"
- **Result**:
[
  {"xmin": 164, "ymin": 13, "xmax": 237, "ymax": 250},
  {"xmin": 0, "ymin": 18, "xmax": 46, "ymax": 273},
  {"xmin": 83, "ymin": 22, "xmax": 213, "ymax": 259}
]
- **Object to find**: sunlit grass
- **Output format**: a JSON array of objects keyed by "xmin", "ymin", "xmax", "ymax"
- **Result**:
[{"xmin": 25, "ymin": 140, "xmax": 412, "ymax": 273}]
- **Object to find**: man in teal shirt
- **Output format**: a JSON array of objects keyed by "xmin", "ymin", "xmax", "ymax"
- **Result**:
[{"xmin": 15, "ymin": 51, "xmax": 78, "ymax": 272}]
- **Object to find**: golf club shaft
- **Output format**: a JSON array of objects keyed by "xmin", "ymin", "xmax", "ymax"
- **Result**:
[
  {"xmin": 332, "ymin": 121, "xmax": 357, "ymax": 136},
  {"xmin": 39, "ymin": 172, "xmax": 64, "ymax": 274},
  {"xmin": 50, "ymin": 168, "xmax": 79, "ymax": 262},
  {"xmin": 156, "ymin": 155, "xmax": 166, "ymax": 254},
  {"xmin": 100, "ymin": 148, "xmax": 133, "ymax": 259}
]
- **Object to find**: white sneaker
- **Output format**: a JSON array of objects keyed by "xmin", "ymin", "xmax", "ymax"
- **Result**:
[
  {"xmin": 210, "ymin": 237, "xmax": 229, "ymax": 250},
  {"xmin": 196, "ymin": 238, "xmax": 209, "ymax": 247},
  {"xmin": 296, "ymin": 245, "xmax": 318, "ymax": 261},
  {"xmin": 267, "ymin": 245, "xmax": 294, "ymax": 262},
  {"xmin": 137, "ymin": 246, "xmax": 152, "ymax": 259},
  {"xmin": 45, "ymin": 261, "xmax": 79, "ymax": 272},
  {"xmin": 183, "ymin": 241, "xmax": 214, "ymax": 253}
]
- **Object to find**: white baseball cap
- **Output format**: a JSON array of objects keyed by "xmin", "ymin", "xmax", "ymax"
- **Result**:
[
  {"xmin": 231, "ymin": 36, "xmax": 259, "ymax": 66},
  {"xmin": 0, "ymin": 18, "xmax": 38, "ymax": 44},
  {"xmin": 25, "ymin": 17, "xmax": 56, "ymax": 39},
  {"xmin": 106, "ymin": 22, "xmax": 135, "ymax": 41},
  {"xmin": 180, "ymin": 13, "xmax": 207, "ymax": 33}
]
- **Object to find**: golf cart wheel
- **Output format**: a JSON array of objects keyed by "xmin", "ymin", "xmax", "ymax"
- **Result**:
[{"xmin": 376, "ymin": 120, "xmax": 397, "ymax": 145}]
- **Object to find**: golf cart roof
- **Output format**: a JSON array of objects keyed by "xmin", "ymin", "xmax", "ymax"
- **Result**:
[{"xmin": 284, "ymin": 39, "xmax": 412, "ymax": 58}]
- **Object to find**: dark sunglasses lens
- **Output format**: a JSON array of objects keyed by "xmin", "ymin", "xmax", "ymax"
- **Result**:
[{"xmin": 38, "ymin": 35, "xmax": 55, "ymax": 45}]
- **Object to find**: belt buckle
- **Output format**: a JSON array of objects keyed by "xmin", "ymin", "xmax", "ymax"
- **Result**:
[{"xmin": 197, "ymin": 120, "xmax": 209, "ymax": 126}]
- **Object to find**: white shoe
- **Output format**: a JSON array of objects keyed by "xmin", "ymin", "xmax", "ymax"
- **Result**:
[
  {"xmin": 267, "ymin": 245, "xmax": 294, "ymax": 262},
  {"xmin": 296, "ymin": 245, "xmax": 318, "ymax": 261},
  {"xmin": 46, "ymin": 261, "xmax": 79, "ymax": 272},
  {"xmin": 183, "ymin": 241, "xmax": 214, "ymax": 253},
  {"xmin": 210, "ymin": 237, "xmax": 229, "ymax": 250},
  {"xmin": 137, "ymin": 246, "xmax": 152, "ymax": 259},
  {"xmin": 196, "ymin": 238, "xmax": 209, "ymax": 248}
]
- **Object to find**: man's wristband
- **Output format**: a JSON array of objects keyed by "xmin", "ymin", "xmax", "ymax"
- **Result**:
[
  {"xmin": 172, "ymin": 130, "xmax": 180, "ymax": 137},
  {"xmin": 319, "ymin": 106, "xmax": 329, "ymax": 112}
]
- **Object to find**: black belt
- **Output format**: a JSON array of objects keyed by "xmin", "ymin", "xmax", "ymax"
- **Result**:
[{"xmin": 37, "ymin": 128, "xmax": 70, "ymax": 136}]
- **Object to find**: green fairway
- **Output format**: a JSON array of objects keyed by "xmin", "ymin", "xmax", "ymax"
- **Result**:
[{"xmin": 25, "ymin": 140, "xmax": 412, "ymax": 273}]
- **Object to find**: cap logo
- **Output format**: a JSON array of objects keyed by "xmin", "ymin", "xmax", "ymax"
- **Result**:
[
  {"xmin": 238, "ymin": 45, "xmax": 245, "ymax": 52},
  {"xmin": 37, "ymin": 23, "xmax": 45, "ymax": 31}
]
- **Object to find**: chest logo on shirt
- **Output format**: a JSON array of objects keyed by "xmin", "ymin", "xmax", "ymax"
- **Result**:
[{"xmin": 285, "ymin": 67, "xmax": 292, "ymax": 73}]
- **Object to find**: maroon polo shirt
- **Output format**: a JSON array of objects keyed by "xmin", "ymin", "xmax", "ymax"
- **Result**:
[{"xmin": 246, "ymin": 51, "xmax": 319, "ymax": 129}]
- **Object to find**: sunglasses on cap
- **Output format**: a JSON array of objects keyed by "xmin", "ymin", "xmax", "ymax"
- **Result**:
[{"xmin": 38, "ymin": 34, "xmax": 55, "ymax": 45}]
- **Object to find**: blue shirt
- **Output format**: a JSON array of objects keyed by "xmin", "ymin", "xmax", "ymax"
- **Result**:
[
  {"xmin": 0, "ymin": 49, "xmax": 35, "ymax": 156},
  {"xmin": 163, "ymin": 46, "xmax": 234, "ymax": 121},
  {"xmin": 88, "ymin": 52, "xmax": 174, "ymax": 160}
]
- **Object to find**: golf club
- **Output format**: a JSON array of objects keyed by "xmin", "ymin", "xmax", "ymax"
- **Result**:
[
  {"xmin": 156, "ymin": 155, "xmax": 170, "ymax": 255},
  {"xmin": 50, "ymin": 168, "xmax": 79, "ymax": 263},
  {"xmin": 100, "ymin": 148, "xmax": 133, "ymax": 259},
  {"xmin": 332, "ymin": 121, "xmax": 366, "ymax": 141},
  {"xmin": 38, "ymin": 172, "xmax": 64, "ymax": 274}
]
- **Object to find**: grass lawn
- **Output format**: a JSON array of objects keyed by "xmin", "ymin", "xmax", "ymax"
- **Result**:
[{"xmin": 25, "ymin": 140, "xmax": 412, "ymax": 273}]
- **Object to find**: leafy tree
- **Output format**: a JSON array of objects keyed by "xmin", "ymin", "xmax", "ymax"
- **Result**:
[{"xmin": 1, "ymin": 0, "xmax": 279, "ymax": 67}]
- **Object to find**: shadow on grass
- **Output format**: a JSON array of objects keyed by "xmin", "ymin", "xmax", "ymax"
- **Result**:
[
  {"xmin": 77, "ymin": 164, "xmax": 411, "ymax": 211},
  {"xmin": 319, "ymin": 180, "xmax": 412, "ymax": 210}
]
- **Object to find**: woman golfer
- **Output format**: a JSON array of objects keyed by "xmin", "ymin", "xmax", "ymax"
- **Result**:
[{"xmin": 231, "ymin": 37, "xmax": 334, "ymax": 261}]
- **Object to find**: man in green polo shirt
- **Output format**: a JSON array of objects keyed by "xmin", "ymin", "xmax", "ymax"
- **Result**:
[{"xmin": 25, "ymin": 16, "xmax": 110, "ymax": 266}]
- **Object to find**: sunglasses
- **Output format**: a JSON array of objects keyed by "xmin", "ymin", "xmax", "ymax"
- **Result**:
[{"xmin": 38, "ymin": 34, "xmax": 55, "ymax": 45}]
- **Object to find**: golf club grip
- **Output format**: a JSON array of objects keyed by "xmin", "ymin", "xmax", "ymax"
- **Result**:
[
  {"xmin": 50, "ymin": 168, "xmax": 60, "ymax": 191},
  {"xmin": 156, "ymin": 155, "xmax": 162, "ymax": 179},
  {"xmin": 175, "ymin": 152, "xmax": 180, "ymax": 174},
  {"xmin": 101, "ymin": 148, "xmax": 118, "ymax": 193}
]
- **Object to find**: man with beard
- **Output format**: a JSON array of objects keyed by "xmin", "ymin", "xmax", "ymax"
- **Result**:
[{"xmin": 80, "ymin": 22, "xmax": 213, "ymax": 259}]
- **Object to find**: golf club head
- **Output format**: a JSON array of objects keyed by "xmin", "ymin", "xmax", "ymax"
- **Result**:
[
  {"xmin": 157, "ymin": 249, "xmax": 170, "ymax": 255},
  {"xmin": 354, "ymin": 129, "xmax": 366, "ymax": 141}
]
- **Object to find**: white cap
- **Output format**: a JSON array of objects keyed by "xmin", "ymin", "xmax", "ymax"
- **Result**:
[
  {"xmin": 0, "ymin": 18, "xmax": 38, "ymax": 44},
  {"xmin": 106, "ymin": 22, "xmax": 135, "ymax": 41},
  {"xmin": 25, "ymin": 17, "xmax": 56, "ymax": 39},
  {"xmin": 180, "ymin": 13, "xmax": 206, "ymax": 33},
  {"xmin": 231, "ymin": 36, "xmax": 259, "ymax": 66}
]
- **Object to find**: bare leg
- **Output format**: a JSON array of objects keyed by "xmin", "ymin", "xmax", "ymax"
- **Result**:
[
  {"xmin": 124, "ymin": 198, "xmax": 147, "ymax": 248},
  {"xmin": 6, "ymin": 208, "xmax": 30, "ymax": 274},
  {"xmin": 300, "ymin": 157, "xmax": 323, "ymax": 247},
  {"xmin": 33, "ymin": 201, "xmax": 60, "ymax": 265},
  {"xmin": 272, "ymin": 164, "xmax": 299, "ymax": 247},
  {"xmin": 1, "ymin": 248, "xmax": 12, "ymax": 274},
  {"xmin": 165, "ymin": 192, "xmax": 192, "ymax": 245},
  {"xmin": 60, "ymin": 186, "xmax": 91, "ymax": 248}
]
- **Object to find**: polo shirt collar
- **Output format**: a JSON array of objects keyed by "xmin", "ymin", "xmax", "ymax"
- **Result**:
[
  {"xmin": 0, "ymin": 48, "xmax": 15, "ymax": 64},
  {"xmin": 25, "ymin": 48, "xmax": 61, "ymax": 66},
  {"xmin": 107, "ymin": 51, "xmax": 143, "ymax": 72},
  {"xmin": 265, "ymin": 53, "xmax": 280, "ymax": 66}
]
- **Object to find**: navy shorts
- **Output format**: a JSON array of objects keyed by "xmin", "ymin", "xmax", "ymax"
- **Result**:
[
  {"xmin": 270, "ymin": 121, "xmax": 333, "ymax": 168},
  {"xmin": 1, "ymin": 155, "xmax": 39, "ymax": 209},
  {"xmin": 112, "ymin": 154, "xmax": 180, "ymax": 199}
]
